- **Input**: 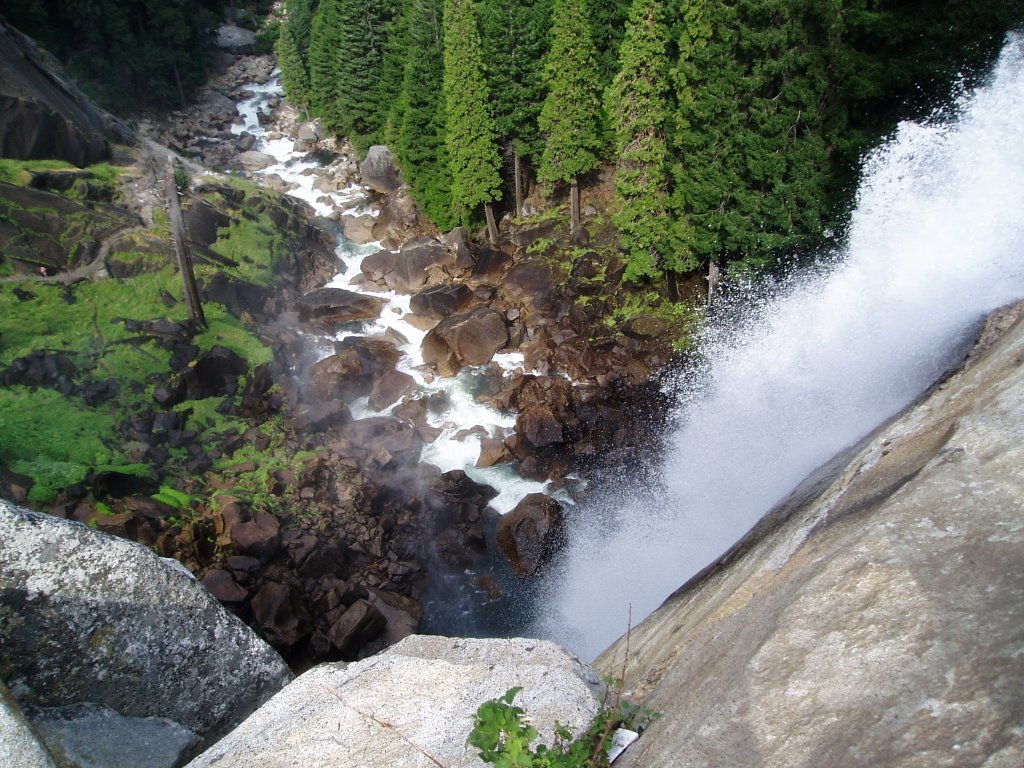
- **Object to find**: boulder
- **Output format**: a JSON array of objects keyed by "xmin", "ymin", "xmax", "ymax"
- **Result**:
[
  {"xmin": 27, "ymin": 702, "xmax": 200, "ymax": 768},
  {"xmin": 325, "ymin": 599, "xmax": 387, "ymax": 656},
  {"xmin": 409, "ymin": 283, "xmax": 475, "ymax": 320},
  {"xmin": 596, "ymin": 306, "xmax": 1024, "ymax": 768},
  {"xmin": 332, "ymin": 416, "xmax": 424, "ymax": 469},
  {"xmin": 496, "ymin": 493, "xmax": 566, "ymax": 579},
  {"xmin": 215, "ymin": 23, "xmax": 256, "ymax": 54},
  {"xmin": 341, "ymin": 213, "xmax": 377, "ymax": 244},
  {"xmin": 0, "ymin": 681, "xmax": 57, "ymax": 768},
  {"xmin": 236, "ymin": 150, "xmax": 276, "ymax": 171},
  {"xmin": 421, "ymin": 308, "xmax": 509, "ymax": 377},
  {"xmin": 289, "ymin": 400, "xmax": 353, "ymax": 433},
  {"xmin": 371, "ymin": 187, "xmax": 425, "ymax": 248},
  {"xmin": 308, "ymin": 338, "xmax": 402, "ymax": 403},
  {"xmin": 185, "ymin": 635, "xmax": 603, "ymax": 768},
  {"xmin": 358, "ymin": 145, "xmax": 401, "ymax": 194},
  {"xmin": 296, "ymin": 287, "xmax": 384, "ymax": 328},
  {"xmin": 361, "ymin": 238, "xmax": 455, "ymax": 293},
  {"xmin": 368, "ymin": 369, "xmax": 417, "ymax": 411},
  {"xmin": 516, "ymin": 405, "xmax": 564, "ymax": 449},
  {"xmin": 501, "ymin": 263, "xmax": 558, "ymax": 318},
  {"xmin": 0, "ymin": 501, "xmax": 292, "ymax": 743}
]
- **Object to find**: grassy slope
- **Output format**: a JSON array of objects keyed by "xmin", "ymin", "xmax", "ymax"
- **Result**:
[{"xmin": 0, "ymin": 159, "xmax": 294, "ymax": 506}]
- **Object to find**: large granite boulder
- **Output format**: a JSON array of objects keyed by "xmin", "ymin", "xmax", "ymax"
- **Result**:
[
  {"xmin": 361, "ymin": 237, "xmax": 456, "ymax": 293},
  {"xmin": 0, "ymin": 21, "xmax": 133, "ymax": 166},
  {"xmin": 308, "ymin": 337, "xmax": 403, "ymax": 403},
  {"xmin": 296, "ymin": 287, "xmax": 385, "ymax": 329},
  {"xmin": 421, "ymin": 308, "xmax": 509, "ymax": 377},
  {"xmin": 496, "ymin": 493, "xmax": 567, "ymax": 579},
  {"xmin": 358, "ymin": 145, "xmax": 401, "ymax": 194},
  {"xmin": 596, "ymin": 305, "xmax": 1024, "ymax": 768},
  {"xmin": 186, "ymin": 635, "xmax": 604, "ymax": 768},
  {"xmin": 0, "ymin": 681, "xmax": 56, "ymax": 768},
  {"xmin": 0, "ymin": 501, "xmax": 293, "ymax": 748}
]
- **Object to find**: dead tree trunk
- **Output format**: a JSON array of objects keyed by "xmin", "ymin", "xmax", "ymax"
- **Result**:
[
  {"xmin": 484, "ymin": 202, "xmax": 499, "ymax": 244},
  {"xmin": 569, "ymin": 177, "xmax": 581, "ymax": 237},
  {"xmin": 164, "ymin": 160, "xmax": 206, "ymax": 328},
  {"xmin": 513, "ymin": 152, "xmax": 524, "ymax": 218}
]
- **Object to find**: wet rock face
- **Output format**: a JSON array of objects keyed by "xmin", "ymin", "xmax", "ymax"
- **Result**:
[
  {"xmin": 421, "ymin": 307, "xmax": 509, "ymax": 376},
  {"xmin": 0, "ymin": 21, "xmax": 133, "ymax": 166},
  {"xmin": 496, "ymin": 493, "xmax": 566, "ymax": 579},
  {"xmin": 0, "ymin": 500, "xmax": 293, "ymax": 743},
  {"xmin": 597, "ymin": 308, "xmax": 1024, "ymax": 768},
  {"xmin": 360, "ymin": 237, "xmax": 456, "ymax": 293}
]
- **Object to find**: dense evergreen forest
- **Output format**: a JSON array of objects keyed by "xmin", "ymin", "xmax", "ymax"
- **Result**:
[
  {"xmin": 3, "ymin": 0, "xmax": 1020, "ymax": 286},
  {"xmin": 277, "ymin": 0, "xmax": 1021, "ymax": 284},
  {"xmin": 1, "ymin": 0, "xmax": 274, "ymax": 109}
]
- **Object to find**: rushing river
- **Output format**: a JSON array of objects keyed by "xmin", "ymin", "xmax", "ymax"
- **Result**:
[{"xmin": 230, "ymin": 79, "xmax": 553, "ymax": 515}]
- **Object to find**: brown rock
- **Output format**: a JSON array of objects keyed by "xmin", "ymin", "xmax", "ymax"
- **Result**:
[
  {"xmin": 308, "ymin": 338, "xmax": 402, "ymax": 402},
  {"xmin": 369, "ymin": 369, "xmax": 417, "ymax": 411},
  {"xmin": 230, "ymin": 512, "xmax": 280, "ymax": 559},
  {"xmin": 409, "ymin": 283, "xmax": 475, "ymax": 320},
  {"xmin": 326, "ymin": 599, "xmax": 387, "ymax": 657},
  {"xmin": 290, "ymin": 400, "xmax": 352, "ymax": 433},
  {"xmin": 476, "ymin": 437, "xmax": 513, "ymax": 468},
  {"xmin": 421, "ymin": 308, "xmax": 508, "ymax": 376},
  {"xmin": 250, "ymin": 581, "xmax": 311, "ymax": 649},
  {"xmin": 202, "ymin": 569, "xmax": 248, "ymax": 603},
  {"xmin": 496, "ymin": 493, "xmax": 566, "ymax": 579},
  {"xmin": 296, "ymin": 288, "xmax": 384, "ymax": 328},
  {"xmin": 516, "ymin": 406, "xmax": 564, "ymax": 449}
]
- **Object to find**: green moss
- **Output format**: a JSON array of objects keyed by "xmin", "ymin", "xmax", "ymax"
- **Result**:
[
  {"xmin": 0, "ymin": 387, "xmax": 117, "ymax": 504},
  {"xmin": 208, "ymin": 214, "xmax": 285, "ymax": 287},
  {"xmin": 0, "ymin": 159, "xmax": 76, "ymax": 186}
]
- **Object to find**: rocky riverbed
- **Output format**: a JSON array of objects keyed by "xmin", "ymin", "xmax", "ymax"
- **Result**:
[{"xmin": 0, "ymin": 49, "xmax": 683, "ymax": 667}]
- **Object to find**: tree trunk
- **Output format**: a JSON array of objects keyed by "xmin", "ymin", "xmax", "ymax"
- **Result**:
[
  {"xmin": 514, "ymin": 152, "xmax": 524, "ymax": 218},
  {"xmin": 164, "ymin": 160, "xmax": 206, "ymax": 328},
  {"xmin": 569, "ymin": 177, "xmax": 580, "ymax": 237},
  {"xmin": 171, "ymin": 60, "xmax": 187, "ymax": 111},
  {"xmin": 706, "ymin": 259, "xmax": 721, "ymax": 308},
  {"xmin": 484, "ymin": 202, "xmax": 499, "ymax": 244}
]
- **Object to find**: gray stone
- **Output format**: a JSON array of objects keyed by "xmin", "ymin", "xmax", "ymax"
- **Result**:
[
  {"xmin": 214, "ymin": 24, "xmax": 256, "ymax": 54},
  {"xmin": 186, "ymin": 635, "xmax": 603, "ymax": 768},
  {"xmin": 359, "ymin": 145, "xmax": 401, "ymax": 194},
  {"xmin": 29, "ymin": 702, "xmax": 199, "ymax": 768},
  {"xmin": 597, "ymin": 306, "xmax": 1024, "ymax": 768},
  {"xmin": 0, "ymin": 501, "xmax": 293, "ymax": 743},
  {"xmin": 0, "ymin": 680, "xmax": 57, "ymax": 768},
  {"xmin": 235, "ymin": 150, "xmax": 276, "ymax": 171}
]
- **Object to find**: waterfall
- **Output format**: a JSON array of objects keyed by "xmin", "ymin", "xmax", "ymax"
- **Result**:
[{"xmin": 533, "ymin": 35, "xmax": 1024, "ymax": 661}]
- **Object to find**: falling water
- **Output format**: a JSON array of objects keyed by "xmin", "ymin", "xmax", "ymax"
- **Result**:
[{"xmin": 534, "ymin": 35, "xmax": 1024, "ymax": 661}]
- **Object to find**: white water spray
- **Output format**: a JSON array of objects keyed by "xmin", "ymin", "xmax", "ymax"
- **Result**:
[{"xmin": 535, "ymin": 36, "xmax": 1024, "ymax": 661}]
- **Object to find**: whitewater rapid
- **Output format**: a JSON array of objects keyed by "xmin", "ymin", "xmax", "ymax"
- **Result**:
[
  {"xmin": 229, "ymin": 77, "xmax": 551, "ymax": 513},
  {"xmin": 534, "ymin": 35, "xmax": 1024, "ymax": 660}
]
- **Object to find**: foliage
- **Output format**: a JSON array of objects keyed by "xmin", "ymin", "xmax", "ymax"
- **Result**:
[
  {"xmin": 393, "ymin": 0, "xmax": 454, "ymax": 229},
  {"xmin": 537, "ymin": 0, "xmax": 606, "ymax": 189},
  {"xmin": 468, "ymin": 686, "xmax": 658, "ymax": 768},
  {"xmin": 610, "ymin": 0, "xmax": 690, "ymax": 285},
  {"xmin": 443, "ymin": 0, "xmax": 503, "ymax": 227},
  {"xmin": 478, "ymin": 0, "xmax": 551, "ymax": 163},
  {"xmin": 3, "ymin": 0, "xmax": 225, "ymax": 111}
]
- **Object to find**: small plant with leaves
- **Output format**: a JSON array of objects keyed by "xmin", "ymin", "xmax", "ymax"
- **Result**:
[{"xmin": 467, "ymin": 685, "xmax": 657, "ymax": 768}]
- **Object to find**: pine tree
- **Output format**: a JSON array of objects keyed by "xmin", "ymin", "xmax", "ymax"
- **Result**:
[
  {"xmin": 394, "ymin": 0, "xmax": 454, "ymax": 230},
  {"xmin": 611, "ymin": 0, "xmax": 692, "ymax": 287},
  {"xmin": 307, "ymin": 0, "xmax": 344, "ymax": 131},
  {"xmin": 333, "ymin": 0, "xmax": 398, "ymax": 155},
  {"xmin": 671, "ymin": 0, "xmax": 833, "ymax": 275},
  {"xmin": 478, "ymin": 0, "xmax": 551, "ymax": 216},
  {"xmin": 276, "ymin": 21, "xmax": 311, "ymax": 109},
  {"xmin": 377, "ymin": 0, "xmax": 413, "ymax": 145},
  {"xmin": 443, "ymin": 0, "xmax": 504, "ymax": 240},
  {"xmin": 538, "ymin": 0, "xmax": 605, "ymax": 236},
  {"xmin": 587, "ymin": 0, "xmax": 630, "ymax": 88}
]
